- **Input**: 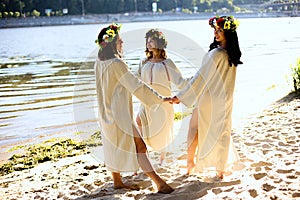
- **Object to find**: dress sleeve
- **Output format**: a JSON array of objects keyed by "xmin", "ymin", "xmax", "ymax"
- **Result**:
[
  {"xmin": 137, "ymin": 58, "xmax": 147, "ymax": 77},
  {"xmin": 166, "ymin": 59, "xmax": 188, "ymax": 90},
  {"xmin": 176, "ymin": 50, "xmax": 223, "ymax": 107},
  {"xmin": 113, "ymin": 59, "xmax": 164, "ymax": 106}
]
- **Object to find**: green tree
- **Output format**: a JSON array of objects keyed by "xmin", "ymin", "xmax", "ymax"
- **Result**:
[
  {"xmin": 32, "ymin": 9, "xmax": 40, "ymax": 17},
  {"xmin": 14, "ymin": 11, "xmax": 20, "ymax": 17},
  {"xmin": 124, "ymin": 0, "xmax": 135, "ymax": 12},
  {"xmin": 196, "ymin": 0, "xmax": 211, "ymax": 12},
  {"xmin": 158, "ymin": 0, "xmax": 176, "ymax": 11},
  {"xmin": 182, "ymin": 0, "xmax": 196, "ymax": 9}
]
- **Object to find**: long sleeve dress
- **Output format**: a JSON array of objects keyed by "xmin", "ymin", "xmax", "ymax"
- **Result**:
[
  {"xmin": 137, "ymin": 58, "xmax": 188, "ymax": 151},
  {"xmin": 176, "ymin": 48, "xmax": 239, "ymax": 173},
  {"xmin": 94, "ymin": 57, "xmax": 165, "ymax": 172}
]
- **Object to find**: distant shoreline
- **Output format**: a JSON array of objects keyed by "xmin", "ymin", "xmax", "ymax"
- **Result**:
[{"xmin": 0, "ymin": 12, "xmax": 294, "ymax": 29}]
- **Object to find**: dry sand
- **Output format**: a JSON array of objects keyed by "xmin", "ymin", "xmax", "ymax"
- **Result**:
[{"xmin": 0, "ymin": 93, "xmax": 299, "ymax": 200}]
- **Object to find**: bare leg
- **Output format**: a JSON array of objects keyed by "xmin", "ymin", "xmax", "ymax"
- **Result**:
[
  {"xmin": 132, "ymin": 125, "xmax": 174, "ymax": 194},
  {"xmin": 187, "ymin": 108, "xmax": 198, "ymax": 174},
  {"xmin": 136, "ymin": 115, "xmax": 143, "ymax": 135},
  {"xmin": 160, "ymin": 151, "xmax": 166, "ymax": 165},
  {"xmin": 217, "ymin": 171, "xmax": 224, "ymax": 179},
  {"xmin": 134, "ymin": 115, "xmax": 142, "ymax": 175}
]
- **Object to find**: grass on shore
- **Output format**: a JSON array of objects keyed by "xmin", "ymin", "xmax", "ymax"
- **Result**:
[{"xmin": 0, "ymin": 131, "xmax": 102, "ymax": 176}]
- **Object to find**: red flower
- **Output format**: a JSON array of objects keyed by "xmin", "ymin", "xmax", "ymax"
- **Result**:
[
  {"xmin": 217, "ymin": 18, "xmax": 224, "ymax": 24},
  {"xmin": 209, "ymin": 17, "xmax": 216, "ymax": 25}
]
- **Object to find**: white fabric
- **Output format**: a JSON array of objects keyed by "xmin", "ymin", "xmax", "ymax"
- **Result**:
[
  {"xmin": 94, "ymin": 58, "xmax": 164, "ymax": 172},
  {"xmin": 137, "ymin": 58, "xmax": 188, "ymax": 151},
  {"xmin": 177, "ymin": 48, "xmax": 239, "ymax": 172}
]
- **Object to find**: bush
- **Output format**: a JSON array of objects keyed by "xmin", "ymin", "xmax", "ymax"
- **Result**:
[
  {"xmin": 55, "ymin": 10, "xmax": 63, "ymax": 16},
  {"xmin": 182, "ymin": 8, "xmax": 192, "ymax": 14},
  {"xmin": 14, "ymin": 11, "xmax": 20, "ymax": 18},
  {"xmin": 291, "ymin": 58, "xmax": 300, "ymax": 93},
  {"xmin": 3, "ymin": 12, "xmax": 9, "ymax": 18},
  {"xmin": 32, "ymin": 9, "xmax": 40, "ymax": 17}
]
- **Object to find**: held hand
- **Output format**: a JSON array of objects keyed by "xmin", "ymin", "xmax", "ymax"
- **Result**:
[
  {"xmin": 172, "ymin": 96, "xmax": 180, "ymax": 104},
  {"xmin": 163, "ymin": 97, "xmax": 173, "ymax": 104}
]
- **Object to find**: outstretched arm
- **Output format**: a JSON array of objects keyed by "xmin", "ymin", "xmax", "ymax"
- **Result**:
[
  {"xmin": 176, "ymin": 51, "xmax": 220, "ymax": 107},
  {"xmin": 113, "ymin": 59, "xmax": 170, "ymax": 106}
]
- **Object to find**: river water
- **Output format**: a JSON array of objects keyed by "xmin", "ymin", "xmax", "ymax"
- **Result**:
[{"xmin": 1, "ymin": 17, "xmax": 300, "ymax": 156}]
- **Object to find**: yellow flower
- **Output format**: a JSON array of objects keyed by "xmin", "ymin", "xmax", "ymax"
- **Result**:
[
  {"xmin": 233, "ymin": 19, "xmax": 240, "ymax": 27},
  {"xmin": 224, "ymin": 21, "xmax": 231, "ymax": 30},
  {"xmin": 106, "ymin": 29, "xmax": 115, "ymax": 37}
]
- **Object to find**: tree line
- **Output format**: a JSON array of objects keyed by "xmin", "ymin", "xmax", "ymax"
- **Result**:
[{"xmin": 0, "ymin": 0, "xmax": 271, "ymax": 18}]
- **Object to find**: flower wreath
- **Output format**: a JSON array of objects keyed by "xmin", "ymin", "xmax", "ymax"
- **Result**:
[
  {"xmin": 145, "ymin": 29, "xmax": 167, "ymax": 48},
  {"xmin": 95, "ymin": 23, "xmax": 122, "ymax": 51},
  {"xmin": 209, "ymin": 16, "xmax": 239, "ymax": 32}
]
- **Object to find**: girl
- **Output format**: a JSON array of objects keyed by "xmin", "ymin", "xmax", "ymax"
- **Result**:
[
  {"xmin": 174, "ymin": 16, "xmax": 242, "ymax": 179},
  {"xmin": 94, "ymin": 23, "xmax": 174, "ymax": 193},
  {"xmin": 136, "ymin": 29, "xmax": 187, "ymax": 164}
]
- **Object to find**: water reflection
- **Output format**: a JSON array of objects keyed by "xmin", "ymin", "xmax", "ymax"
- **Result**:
[{"xmin": 0, "ymin": 60, "xmax": 96, "ymax": 141}]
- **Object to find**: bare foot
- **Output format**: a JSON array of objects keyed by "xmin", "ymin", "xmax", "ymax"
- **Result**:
[
  {"xmin": 157, "ymin": 183, "xmax": 174, "ymax": 194},
  {"xmin": 217, "ymin": 171, "xmax": 224, "ymax": 180},
  {"xmin": 187, "ymin": 161, "xmax": 195, "ymax": 175},
  {"xmin": 132, "ymin": 171, "xmax": 138, "ymax": 176}
]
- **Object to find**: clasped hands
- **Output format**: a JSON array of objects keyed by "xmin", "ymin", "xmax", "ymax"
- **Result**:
[{"xmin": 163, "ymin": 96, "xmax": 180, "ymax": 104}]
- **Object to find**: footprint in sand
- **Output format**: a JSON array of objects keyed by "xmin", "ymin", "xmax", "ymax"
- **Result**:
[
  {"xmin": 286, "ymin": 175, "xmax": 298, "ymax": 179},
  {"xmin": 69, "ymin": 185, "xmax": 79, "ymax": 190},
  {"xmin": 84, "ymin": 165, "xmax": 99, "ymax": 170},
  {"xmin": 94, "ymin": 180, "xmax": 104, "ymax": 186},
  {"xmin": 137, "ymin": 180, "xmax": 152, "ymax": 189},
  {"xmin": 248, "ymin": 189, "xmax": 258, "ymax": 198},
  {"xmin": 253, "ymin": 173, "xmax": 267, "ymax": 180},
  {"xmin": 212, "ymin": 188, "xmax": 222, "ymax": 194},
  {"xmin": 84, "ymin": 184, "xmax": 94, "ymax": 191},
  {"xmin": 262, "ymin": 183, "xmax": 276, "ymax": 192},
  {"xmin": 276, "ymin": 169, "xmax": 294, "ymax": 173},
  {"xmin": 251, "ymin": 161, "xmax": 272, "ymax": 167},
  {"xmin": 292, "ymin": 193, "xmax": 300, "ymax": 197}
]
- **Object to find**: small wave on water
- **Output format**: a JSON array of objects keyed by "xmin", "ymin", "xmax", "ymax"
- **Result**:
[{"xmin": 0, "ymin": 58, "xmax": 97, "ymax": 145}]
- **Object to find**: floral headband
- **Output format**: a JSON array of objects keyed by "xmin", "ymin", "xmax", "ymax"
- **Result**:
[
  {"xmin": 209, "ymin": 16, "xmax": 239, "ymax": 32},
  {"xmin": 95, "ymin": 23, "xmax": 122, "ymax": 51},
  {"xmin": 146, "ymin": 29, "xmax": 167, "ymax": 48}
]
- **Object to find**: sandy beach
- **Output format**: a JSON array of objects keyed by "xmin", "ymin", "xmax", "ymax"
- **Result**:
[{"xmin": 0, "ymin": 91, "xmax": 299, "ymax": 199}]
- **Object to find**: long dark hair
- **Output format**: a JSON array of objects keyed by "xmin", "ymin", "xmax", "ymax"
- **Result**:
[
  {"xmin": 97, "ymin": 28, "xmax": 119, "ymax": 61},
  {"xmin": 209, "ymin": 30, "xmax": 243, "ymax": 67}
]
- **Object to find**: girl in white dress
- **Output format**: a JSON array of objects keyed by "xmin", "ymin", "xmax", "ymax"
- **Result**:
[
  {"xmin": 136, "ymin": 29, "xmax": 188, "ymax": 164},
  {"xmin": 94, "ymin": 23, "xmax": 173, "ymax": 193},
  {"xmin": 173, "ymin": 16, "xmax": 243, "ymax": 179}
]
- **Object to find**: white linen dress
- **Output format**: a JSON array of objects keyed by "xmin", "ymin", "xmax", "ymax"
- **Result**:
[
  {"xmin": 94, "ymin": 57, "xmax": 165, "ymax": 172},
  {"xmin": 137, "ymin": 58, "xmax": 187, "ymax": 151},
  {"xmin": 176, "ymin": 48, "xmax": 239, "ymax": 172}
]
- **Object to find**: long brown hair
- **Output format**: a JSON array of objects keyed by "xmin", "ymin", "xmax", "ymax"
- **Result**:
[{"xmin": 144, "ymin": 29, "xmax": 168, "ymax": 60}]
